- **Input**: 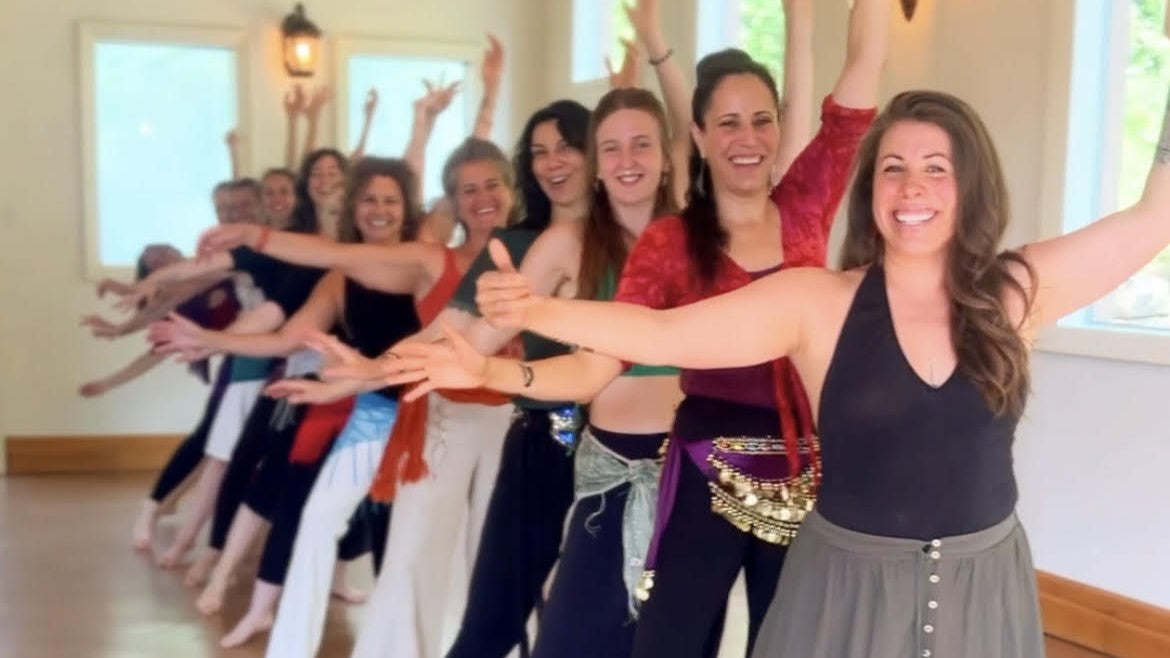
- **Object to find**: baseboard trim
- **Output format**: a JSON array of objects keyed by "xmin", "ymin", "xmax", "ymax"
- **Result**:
[
  {"xmin": 1038, "ymin": 570, "xmax": 1170, "ymax": 657},
  {"xmin": 4, "ymin": 434, "xmax": 184, "ymax": 475}
]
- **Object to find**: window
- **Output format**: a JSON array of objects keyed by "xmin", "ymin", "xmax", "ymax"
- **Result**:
[
  {"xmin": 1063, "ymin": 0, "xmax": 1170, "ymax": 332},
  {"xmin": 571, "ymin": 0, "xmax": 635, "ymax": 82},
  {"xmin": 80, "ymin": 24, "xmax": 246, "ymax": 276},
  {"xmin": 696, "ymin": 0, "xmax": 786, "ymax": 81},
  {"xmin": 336, "ymin": 39, "xmax": 477, "ymax": 203}
]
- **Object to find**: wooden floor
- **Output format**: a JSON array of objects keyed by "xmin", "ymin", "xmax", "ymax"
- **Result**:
[{"xmin": 0, "ymin": 473, "xmax": 1113, "ymax": 658}]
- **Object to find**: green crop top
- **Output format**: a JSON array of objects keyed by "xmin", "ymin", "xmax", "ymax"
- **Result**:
[{"xmin": 597, "ymin": 267, "xmax": 678, "ymax": 378}]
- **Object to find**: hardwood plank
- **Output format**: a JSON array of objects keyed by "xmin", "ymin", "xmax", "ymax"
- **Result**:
[{"xmin": 5, "ymin": 434, "xmax": 184, "ymax": 474}]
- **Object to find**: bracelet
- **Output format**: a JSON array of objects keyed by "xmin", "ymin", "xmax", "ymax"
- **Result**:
[
  {"xmin": 255, "ymin": 226, "xmax": 272, "ymax": 253},
  {"xmin": 649, "ymin": 48, "xmax": 675, "ymax": 67},
  {"xmin": 518, "ymin": 362, "xmax": 534, "ymax": 388}
]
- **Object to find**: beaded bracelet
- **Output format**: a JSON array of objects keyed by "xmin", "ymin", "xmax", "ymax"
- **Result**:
[{"xmin": 649, "ymin": 48, "xmax": 675, "ymax": 67}]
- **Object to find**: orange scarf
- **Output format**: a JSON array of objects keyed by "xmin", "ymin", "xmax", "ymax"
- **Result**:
[{"xmin": 369, "ymin": 249, "xmax": 513, "ymax": 502}]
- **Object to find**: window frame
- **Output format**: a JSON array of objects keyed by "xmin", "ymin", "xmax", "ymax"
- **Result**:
[
  {"xmin": 333, "ymin": 36, "xmax": 480, "ymax": 166},
  {"xmin": 78, "ymin": 21, "xmax": 250, "ymax": 280},
  {"xmin": 1033, "ymin": 0, "xmax": 1170, "ymax": 366}
]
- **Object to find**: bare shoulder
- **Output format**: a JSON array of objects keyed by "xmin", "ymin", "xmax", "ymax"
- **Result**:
[
  {"xmin": 524, "ymin": 223, "xmax": 583, "ymax": 271},
  {"xmin": 767, "ymin": 266, "xmax": 861, "ymax": 301}
]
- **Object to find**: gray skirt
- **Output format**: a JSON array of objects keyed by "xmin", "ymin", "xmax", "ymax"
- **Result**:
[{"xmin": 751, "ymin": 510, "xmax": 1045, "ymax": 658}]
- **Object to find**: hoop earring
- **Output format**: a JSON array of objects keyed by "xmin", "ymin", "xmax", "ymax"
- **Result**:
[{"xmin": 696, "ymin": 158, "xmax": 707, "ymax": 197}]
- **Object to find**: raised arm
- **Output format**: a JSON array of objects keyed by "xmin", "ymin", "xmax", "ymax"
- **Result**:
[
  {"xmin": 473, "ymin": 35, "xmax": 504, "ymax": 140},
  {"xmin": 350, "ymin": 88, "xmax": 379, "ymax": 161},
  {"xmin": 1022, "ymin": 84, "xmax": 1170, "ymax": 331},
  {"xmin": 830, "ymin": 0, "xmax": 889, "ymax": 109},
  {"xmin": 776, "ymin": 0, "xmax": 815, "ymax": 177},
  {"xmin": 197, "ymin": 223, "xmax": 443, "ymax": 296},
  {"xmin": 404, "ymin": 79, "xmax": 461, "ymax": 200},
  {"xmin": 302, "ymin": 85, "xmax": 333, "ymax": 157},
  {"xmin": 225, "ymin": 129, "xmax": 242, "ymax": 179},
  {"xmin": 284, "ymin": 84, "xmax": 305, "ymax": 170},
  {"xmin": 477, "ymin": 240, "xmax": 813, "ymax": 369},
  {"xmin": 151, "ymin": 271, "xmax": 343, "ymax": 359},
  {"xmin": 628, "ymin": 0, "xmax": 691, "ymax": 203}
]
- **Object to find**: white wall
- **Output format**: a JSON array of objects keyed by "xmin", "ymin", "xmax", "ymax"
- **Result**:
[{"xmin": 0, "ymin": 0, "xmax": 543, "ymax": 458}]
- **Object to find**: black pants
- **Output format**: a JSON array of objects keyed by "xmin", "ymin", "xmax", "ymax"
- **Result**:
[
  {"xmin": 149, "ymin": 359, "xmax": 233, "ymax": 502},
  {"xmin": 531, "ymin": 428, "xmax": 663, "ymax": 658},
  {"xmin": 444, "ymin": 409, "xmax": 576, "ymax": 658},
  {"xmin": 207, "ymin": 395, "xmax": 284, "ymax": 550},
  {"xmin": 631, "ymin": 453, "xmax": 787, "ymax": 658}
]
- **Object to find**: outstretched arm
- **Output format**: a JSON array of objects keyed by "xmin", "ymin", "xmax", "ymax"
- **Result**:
[
  {"xmin": 476, "ymin": 240, "xmax": 812, "ymax": 369},
  {"xmin": 776, "ymin": 0, "xmax": 815, "ymax": 177},
  {"xmin": 383, "ymin": 323, "xmax": 623, "ymax": 403},
  {"xmin": 473, "ymin": 35, "xmax": 504, "ymax": 140},
  {"xmin": 112, "ymin": 252, "xmax": 235, "ymax": 311},
  {"xmin": 197, "ymin": 223, "xmax": 442, "ymax": 295},
  {"xmin": 83, "ymin": 273, "xmax": 231, "ymax": 338},
  {"xmin": 79, "ymin": 350, "xmax": 168, "ymax": 397},
  {"xmin": 830, "ymin": 0, "xmax": 889, "ymax": 109},
  {"xmin": 151, "ymin": 272, "xmax": 342, "ymax": 359},
  {"xmin": 1023, "ymin": 84, "xmax": 1170, "ymax": 331}
]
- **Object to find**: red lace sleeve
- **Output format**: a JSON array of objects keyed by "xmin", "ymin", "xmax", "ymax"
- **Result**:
[
  {"xmin": 773, "ymin": 96, "xmax": 877, "ymax": 267},
  {"xmin": 614, "ymin": 216, "xmax": 689, "ymax": 310}
]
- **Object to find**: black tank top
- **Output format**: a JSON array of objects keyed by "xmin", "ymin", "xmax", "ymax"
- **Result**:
[
  {"xmin": 341, "ymin": 278, "xmax": 421, "ymax": 398},
  {"xmin": 816, "ymin": 266, "xmax": 1019, "ymax": 540}
]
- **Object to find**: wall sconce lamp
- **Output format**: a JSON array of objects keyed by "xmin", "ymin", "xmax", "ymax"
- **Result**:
[{"xmin": 281, "ymin": 3, "xmax": 321, "ymax": 77}]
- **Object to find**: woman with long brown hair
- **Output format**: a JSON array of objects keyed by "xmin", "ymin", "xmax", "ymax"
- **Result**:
[{"xmin": 458, "ymin": 72, "xmax": 1170, "ymax": 655}]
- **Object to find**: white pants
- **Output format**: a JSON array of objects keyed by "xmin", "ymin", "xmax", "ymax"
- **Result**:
[
  {"xmin": 204, "ymin": 379, "xmax": 265, "ymax": 460},
  {"xmin": 265, "ymin": 393, "xmax": 397, "ymax": 658},
  {"xmin": 350, "ymin": 395, "xmax": 512, "ymax": 658}
]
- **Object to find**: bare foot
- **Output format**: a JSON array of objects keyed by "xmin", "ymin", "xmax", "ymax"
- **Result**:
[
  {"xmin": 131, "ymin": 501, "xmax": 159, "ymax": 552},
  {"xmin": 196, "ymin": 577, "xmax": 228, "ymax": 616},
  {"xmin": 220, "ymin": 610, "xmax": 273, "ymax": 648},
  {"xmin": 155, "ymin": 542, "xmax": 186, "ymax": 569},
  {"xmin": 183, "ymin": 551, "xmax": 218, "ymax": 588},
  {"xmin": 330, "ymin": 583, "xmax": 367, "ymax": 604}
]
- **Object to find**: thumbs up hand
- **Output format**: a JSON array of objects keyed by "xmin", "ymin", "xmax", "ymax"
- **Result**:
[{"xmin": 475, "ymin": 239, "xmax": 540, "ymax": 329}]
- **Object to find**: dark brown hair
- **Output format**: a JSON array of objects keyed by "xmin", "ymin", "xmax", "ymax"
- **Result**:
[
  {"xmin": 338, "ymin": 157, "xmax": 421, "ymax": 244},
  {"xmin": 577, "ymin": 88, "xmax": 678, "ymax": 300},
  {"xmin": 682, "ymin": 48, "xmax": 781, "ymax": 285},
  {"xmin": 839, "ymin": 90, "xmax": 1035, "ymax": 417}
]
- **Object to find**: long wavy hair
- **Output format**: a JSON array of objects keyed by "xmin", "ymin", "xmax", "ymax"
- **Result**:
[
  {"xmin": 512, "ymin": 100, "xmax": 591, "ymax": 231},
  {"xmin": 839, "ymin": 90, "xmax": 1035, "ymax": 417},
  {"xmin": 682, "ymin": 49, "xmax": 781, "ymax": 285},
  {"xmin": 577, "ymin": 88, "xmax": 678, "ymax": 300},
  {"xmin": 337, "ymin": 157, "xmax": 421, "ymax": 245},
  {"xmin": 289, "ymin": 148, "xmax": 348, "ymax": 236}
]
